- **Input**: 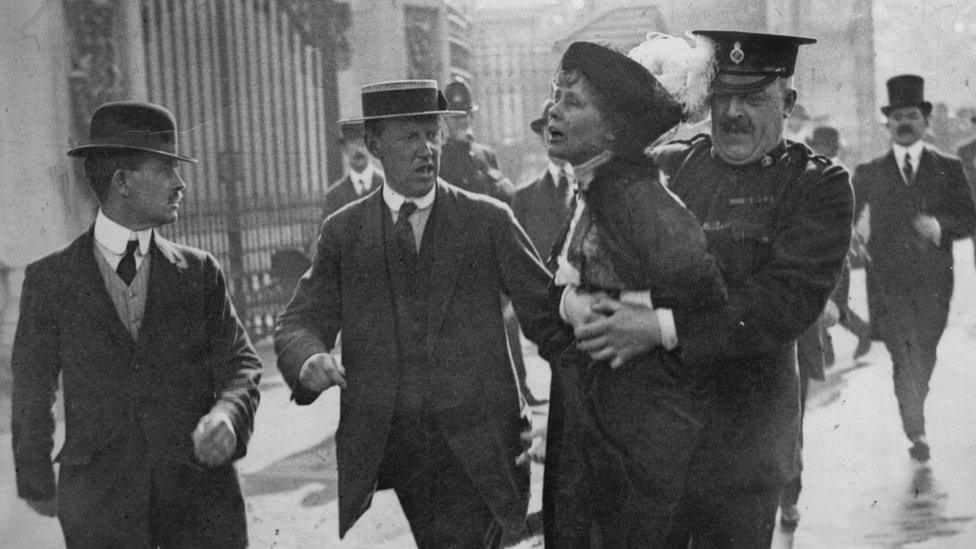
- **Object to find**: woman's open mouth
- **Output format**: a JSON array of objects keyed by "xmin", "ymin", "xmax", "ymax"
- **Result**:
[
  {"xmin": 548, "ymin": 126, "xmax": 566, "ymax": 143},
  {"xmin": 415, "ymin": 164, "xmax": 436, "ymax": 177}
]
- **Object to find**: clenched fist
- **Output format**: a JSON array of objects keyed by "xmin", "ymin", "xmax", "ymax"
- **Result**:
[
  {"xmin": 192, "ymin": 411, "xmax": 237, "ymax": 467},
  {"xmin": 299, "ymin": 352, "xmax": 346, "ymax": 393}
]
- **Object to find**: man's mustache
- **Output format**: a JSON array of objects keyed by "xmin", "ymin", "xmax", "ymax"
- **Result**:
[
  {"xmin": 896, "ymin": 125, "xmax": 916, "ymax": 135},
  {"xmin": 719, "ymin": 117, "xmax": 753, "ymax": 134}
]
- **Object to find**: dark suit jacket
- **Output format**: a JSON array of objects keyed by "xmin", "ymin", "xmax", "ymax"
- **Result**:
[
  {"xmin": 653, "ymin": 136, "xmax": 854, "ymax": 492},
  {"xmin": 275, "ymin": 180, "xmax": 569, "ymax": 537},
  {"xmin": 321, "ymin": 171, "xmax": 385, "ymax": 221},
  {"xmin": 853, "ymin": 147, "xmax": 976, "ymax": 338},
  {"xmin": 11, "ymin": 230, "xmax": 261, "ymax": 539},
  {"xmin": 956, "ymin": 138, "xmax": 976, "ymax": 201},
  {"xmin": 512, "ymin": 170, "xmax": 572, "ymax": 262}
]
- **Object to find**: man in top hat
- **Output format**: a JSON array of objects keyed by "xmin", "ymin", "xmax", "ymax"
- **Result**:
[
  {"xmin": 11, "ymin": 101, "xmax": 262, "ymax": 547},
  {"xmin": 321, "ymin": 120, "xmax": 385, "ymax": 221},
  {"xmin": 852, "ymin": 75, "xmax": 976, "ymax": 462},
  {"xmin": 570, "ymin": 31, "xmax": 854, "ymax": 545},
  {"xmin": 439, "ymin": 79, "xmax": 517, "ymax": 203},
  {"xmin": 274, "ymin": 80, "xmax": 570, "ymax": 546}
]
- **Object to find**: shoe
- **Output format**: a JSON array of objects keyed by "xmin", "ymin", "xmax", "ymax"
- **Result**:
[
  {"xmin": 853, "ymin": 336, "xmax": 872, "ymax": 359},
  {"xmin": 780, "ymin": 504, "xmax": 800, "ymax": 529},
  {"xmin": 909, "ymin": 436, "xmax": 930, "ymax": 462}
]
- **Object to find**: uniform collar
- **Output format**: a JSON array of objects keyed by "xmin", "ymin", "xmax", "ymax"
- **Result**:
[
  {"xmin": 382, "ymin": 180, "xmax": 436, "ymax": 214},
  {"xmin": 711, "ymin": 139, "xmax": 787, "ymax": 170},
  {"xmin": 94, "ymin": 209, "xmax": 154, "ymax": 256}
]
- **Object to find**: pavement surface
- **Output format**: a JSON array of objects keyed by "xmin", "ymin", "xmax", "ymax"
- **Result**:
[{"xmin": 2, "ymin": 242, "xmax": 976, "ymax": 548}]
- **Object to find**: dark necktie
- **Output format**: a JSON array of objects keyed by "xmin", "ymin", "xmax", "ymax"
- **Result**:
[
  {"xmin": 116, "ymin": 239, "xmax": 139, "ymax": 286},
  {"xmin": 556, "ymin": 169, "xmax": 572, "ymax": 207},
  {"xmin": 903, "ymin": 152, "xmax": 914, "ymax": 184},
  {"xmin": 395, "ymin": 202, "xmax": 418, "ymax": 268}
]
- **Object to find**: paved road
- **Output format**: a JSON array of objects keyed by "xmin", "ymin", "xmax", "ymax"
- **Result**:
[{"xmin": 2, "ymin": 242, "xmax": 976, "ymax": 548}]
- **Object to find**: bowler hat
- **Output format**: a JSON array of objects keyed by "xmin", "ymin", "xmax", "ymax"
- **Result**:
[
  {"xmin": 881, "ymin": 74, "xmax": 932, "ymax": 117},
  {"xmin": 559, "ymin": 41, "xmax": 682, "ymax": 160},
  {"xmin": 530, "ymin": 100, "xmax": 552, "ymax": 135},
  {"xmin": 806, "ymin": 126, "xmax": 840, "ymax": 154},
  {"xmin": 337, "ymin": 120, "xmax": 366, "ymax": 143},
  {"xmin": 692, "ymin": 30, "xmax": 816, "ymax": 94},
  {"xmin": 342, "ymin": 80, "xmax": 464, "ymax": 124},
  {"xmin": 67, "ymin": 101, "xmax": 197, "ymax": 162},
  {"xmin": 445, "ymin": 80, "xmax": 479, "ymax": 113}
]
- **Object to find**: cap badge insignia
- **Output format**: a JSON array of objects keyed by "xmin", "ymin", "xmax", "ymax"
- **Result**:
[{"xmin": 730, "ymin": 41, "xmax": 745, "ymax": 64}]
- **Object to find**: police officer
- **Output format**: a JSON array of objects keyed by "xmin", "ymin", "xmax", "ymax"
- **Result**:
[
  {"xmin": 440, "ymin": 80, "xmax": 516, "ymax": 203},
  {"xmin": 572, "ymin": 31, "xmax": 854, "ymax": 545}
]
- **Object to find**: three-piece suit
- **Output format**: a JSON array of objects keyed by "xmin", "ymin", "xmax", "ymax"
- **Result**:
[
  {"xmin": 12, "ymin": 229, "xmax": 261, "ymax": 547},
  {"xmin": 274, "ymin": 180, "xmax": 569, "ymax": 541}
]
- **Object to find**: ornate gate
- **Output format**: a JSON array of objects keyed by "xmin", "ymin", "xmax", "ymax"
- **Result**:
[{"xmin": 141, "ymin": 0, "xmax": 345, "ymax": 338}]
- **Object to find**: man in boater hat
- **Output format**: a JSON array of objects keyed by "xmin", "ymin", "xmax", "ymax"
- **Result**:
[
  {"xmin": 572, "ymin": 31, "xmax": 855, "ymax": 544},
  {"xmin": 852, "ymin": 75, "xmax": 976, "ymax": 463},
  {"xmin": 12, "ymin": 102, "xmax": 262, "ymax": 547},
  {"xmin": 274, "ymin": 80, "xmax": 569, "ymax": 546}
]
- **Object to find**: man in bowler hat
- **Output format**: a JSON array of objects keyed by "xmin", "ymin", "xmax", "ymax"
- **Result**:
[
  {"xmin": 572, "ymin": 31, "xmax": 854, "ymax": 545},
  {"xmin": 852, "ymin": 75, "xmax": 976, "ymax": 462},
  {"xmin": 274, "ymin": 80, "xmax": 569, "ymax": 546},
  {"xmin": 321, "ymin": 120, "xmax": 385, "ymax": 221},
  {"xmin": 12, "ymin": 101, "xmax": 262, "ymax": 547}
]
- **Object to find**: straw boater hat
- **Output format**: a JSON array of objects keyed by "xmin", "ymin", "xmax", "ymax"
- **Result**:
[
  {"xmin": 67, "ymin": 101, "xmax": 197, "ymax": 162},
  {"xmin": 341, "ymin": 80, "xmax": 465, "ymax": 124}
]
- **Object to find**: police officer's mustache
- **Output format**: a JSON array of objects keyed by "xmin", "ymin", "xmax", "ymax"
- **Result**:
[{"xmin": 719, "ymin": 117, "xmax": 752, "ymax": 134}]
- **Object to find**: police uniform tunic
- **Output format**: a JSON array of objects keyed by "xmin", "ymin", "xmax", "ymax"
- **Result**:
[{"xmin": 652, "ymin": 134, "xmax": 854, "ymax": 494}]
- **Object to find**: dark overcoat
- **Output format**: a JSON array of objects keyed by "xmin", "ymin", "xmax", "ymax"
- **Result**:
[
  {"xmin": 274, "ymin": 180, "xmax": 569, "ymax": 538},
  {"xmin": 12, "ymin": 230, "xmax": 261, "ymax": 545},
  {"xmin": 512, "ymin": 169, "xmax": 573, "ymax": 260},
  {"xmin": 652, "ymin": 136, "xmax": 854, "ymax": 493},
  {"xmin": 321, "ymin": 171, "xmax": 385, "ymax": 221},
  {"xmin": 852, "ymin": 147, "xmax": 976, "ymax": 346}
]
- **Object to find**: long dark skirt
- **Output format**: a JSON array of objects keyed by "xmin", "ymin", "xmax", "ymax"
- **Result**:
[{"xmin": 546, "ymin": 345, "xmax": 711, "ymax": 547}]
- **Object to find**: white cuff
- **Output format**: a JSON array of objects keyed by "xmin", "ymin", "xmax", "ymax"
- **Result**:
[{"xmin": 655, "ymin": 308, "xmax": 678, "ymax": 350}]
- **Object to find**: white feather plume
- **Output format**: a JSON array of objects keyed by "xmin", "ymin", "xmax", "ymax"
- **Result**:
[{"xmin": 628, "ymin": 32, "xmax": 715, "ymax": 119}]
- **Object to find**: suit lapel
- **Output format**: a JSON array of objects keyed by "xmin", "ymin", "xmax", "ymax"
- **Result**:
[
  {"xmin": 67, "ymin": 229, "xmax": 134, "ymax": 346},
  {"xmin": 353, "ymin": 191, "xmax": 396, "ymax": 304},
  {"xmin": 426, "ymin": 182, "xmax": 467, "ymax": 335},
  {"xmin": 136, "ymin": 235, "xmax": 189, "ymax": 350}
]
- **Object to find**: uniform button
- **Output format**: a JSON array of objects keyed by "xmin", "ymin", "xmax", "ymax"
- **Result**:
[
  {"xmin": 133, "ymin": 362, "xmax": 142, "ymax": 370},
  {"xmin": 728, "ymin": 173, "xmax": 738, "ymax": 184}
]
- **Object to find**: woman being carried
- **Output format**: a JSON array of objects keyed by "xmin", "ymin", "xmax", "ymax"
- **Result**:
[{"xmin": 541, "ymin": 35, "xmax": 725, "ymax": 546}]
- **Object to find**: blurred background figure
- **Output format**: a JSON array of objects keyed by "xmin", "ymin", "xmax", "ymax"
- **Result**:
[
  {"xmin": 807, "ymin": 126, "xmax": 873, "ymax": 361},
  {"xmin": 512, "ymin": 100, "xmax": 574, "ymax": 265},
  {"xmin": 440, "ymin": 79, "xmax": 517, "ymax": 203},
  {"xmin": 321, "ymin": 120, "xmax": 385, "ymax": 222},
  {"xmin": 440, "ymin": 79, "xmax": 543, "ymax": 405}
]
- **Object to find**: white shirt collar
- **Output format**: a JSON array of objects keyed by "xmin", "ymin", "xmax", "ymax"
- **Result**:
[
  {"xmin": 572, "ymin": 150, "xmax": 613, "ymax": 192},
  {"xmin": 94, "ymin": 210, "xmax": 153, "ymax": 256},
  {"xmin": 351, "ymin": 164, "xmax": 376, "ymax": 194},
  {"xmin": 893, "ymin": 140, "xmax": 924, "ymax": 169},
  {"xmin": 382, "ymin": 181, "xmax": 437, "ymax": 216},
  {"xmin": 548, "ymin": 161, "xmax": 574, "ymax": 186}
]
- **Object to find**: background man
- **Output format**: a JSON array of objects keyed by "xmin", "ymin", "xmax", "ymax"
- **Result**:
[
  {"xmin": 512, "ymin": 99, "xmax": 575, "ymax": 263},
  {"xmin": 321, "ymin": 120, "xmax": 385, "ymax": 221},
  {"xmin": 12, "ymin": 102, "xmax": 261, "ymax": 548},
  {"xmin": 274, "ymin": 80, "xmax": 569, "ymax": 547},
  {"xmin": 574, "ymin": 31, "xmax": 854, "ymax": 545},
  {"xmin": 852, "ymin": 75, "xmax": 976, "ymax": 462}
]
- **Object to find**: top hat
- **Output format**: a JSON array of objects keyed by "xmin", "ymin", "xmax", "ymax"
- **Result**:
[
  {"xmin": 445, "ymin": 80, "xmax": 478, "ymax": 113},
  {"xmin": 692, "ymin": 30, "xmax": 816, "ymax": 94},
  {"xmin": 881, "ymin": 74, "xmax": 932, "ymax": 117},
  {"xmin": 67, "ymin": 101, "xmax": 197, "ymax": 162},
  {"xmin": 530, "ymin": 100, "xmax": 552, "ymax": 135},
  {"xmin": 341, "ymin": 80, "xmax": 464, "ymax": 124},
  {"xmin": 559, "ymin": 41, "xmax": 682, "ymax": 160}
]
